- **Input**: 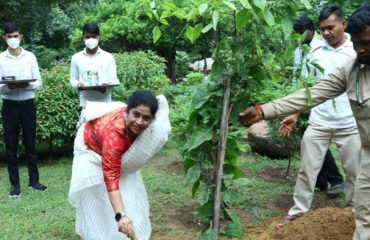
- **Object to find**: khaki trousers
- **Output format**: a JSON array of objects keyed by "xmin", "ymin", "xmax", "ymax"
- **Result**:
[
  {"xmin": 353, "ymin": 147, "xmax": 370, "ymax": 240},
  {"xmin": 288, "ymin": 123, "xmax": 361, "ymax": 216}
]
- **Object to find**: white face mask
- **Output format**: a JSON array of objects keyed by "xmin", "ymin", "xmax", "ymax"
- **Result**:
[
  {"xmin": 7, "ymin": 38, "xmax": 20, "ymax": 49},
  {"xmin": 84, "ymin": 38, "xmax": 99, "ymax": 49}
]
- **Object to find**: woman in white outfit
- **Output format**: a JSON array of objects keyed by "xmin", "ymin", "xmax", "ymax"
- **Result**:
[{"xmin": 68, "ymin": 90, "xmax": 171, "ymax": 240}]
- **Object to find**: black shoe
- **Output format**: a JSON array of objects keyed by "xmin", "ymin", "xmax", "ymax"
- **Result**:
[
  {"xmin": 9, "ymin": 185, "xmax": 21, "ymax": 198},
  {"xmin": 28, "ymin": 182, "xmax": 47, "ymax": 192},
  {"xmin": 327, "ymin": 182, "xmax": 344, "ymax": 198}
]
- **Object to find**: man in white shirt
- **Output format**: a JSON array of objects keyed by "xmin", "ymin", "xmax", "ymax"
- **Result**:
[
  {"xmin": 276, "ymin": 6, "xmax": 361, "ymax": 227},
  {"xmin": 292, "ymin": 16, "xmax": 346, "ymax": 195},
  {"xmin": 0, "ymin": 22, "xmax": 47, "ymax": 198},
  {"xmin": 70, "ymin": 23, "xmax": 118, "ymax": 110}
]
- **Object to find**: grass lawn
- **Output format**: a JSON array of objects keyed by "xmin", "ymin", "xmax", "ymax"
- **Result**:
[{"xmin": 0, "ymin": 140, "xmax": 344, "ymax": 239}]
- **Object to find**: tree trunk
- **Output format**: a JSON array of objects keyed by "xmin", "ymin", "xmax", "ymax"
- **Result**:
[
  {"xmin": 213, "ymin": 75, "xmax": 231, "ymax": 234},
  {"xmin": 158, "ymin": 47, "xmax": 177, "ymax": 83}
]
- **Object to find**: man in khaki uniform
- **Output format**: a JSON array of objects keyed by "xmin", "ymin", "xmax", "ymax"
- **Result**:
[{"xmin": 240, "ymin": 4, "xmax": 370, "ymax": 240}]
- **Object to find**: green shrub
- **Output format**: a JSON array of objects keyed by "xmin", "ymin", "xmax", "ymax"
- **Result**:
[
  {"xmin": 36, "ymin": 63, "xmax": 79, "ymax": 146},
  {"xmin": 186, "ymin": 71, "xmax": 204, "ymax": 85},
  {"xmin": 114, "ymin": 50, "xmax": 170, "ymax": 99}
]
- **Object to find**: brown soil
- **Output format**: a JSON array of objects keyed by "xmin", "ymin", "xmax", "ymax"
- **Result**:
[
  {"xmin": 165, "ymin": 160, "xmax": 184, "ymax": 174},
  {"xmin": 271, "ymin": 207, "xmax": 355, "ymax": 240},
  {"xmin": 258, "ymin": 166, "xmax": 298, "ymax": 183}
]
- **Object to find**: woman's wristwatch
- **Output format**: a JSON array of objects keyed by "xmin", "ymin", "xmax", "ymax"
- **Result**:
[{"xmin": 115, "ymin": 211, "xmax": 127, "ymax": 222}]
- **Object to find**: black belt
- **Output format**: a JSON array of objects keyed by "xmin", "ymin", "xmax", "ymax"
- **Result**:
[{"xmin": 3, "ymin": 99, "xmax": 34, "ymax": 105}]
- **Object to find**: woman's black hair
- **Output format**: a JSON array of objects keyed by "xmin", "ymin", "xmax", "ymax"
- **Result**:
[
  {"xmin": 347, "ymin": 3, "xmax": 370, "ymax": 35},
  {"xmin": 127, "ymin": 90, "xmax": 158, "ymax": 117}
]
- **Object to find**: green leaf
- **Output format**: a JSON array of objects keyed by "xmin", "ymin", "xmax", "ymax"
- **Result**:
[
  {"xmin": 221, "ymin": 189, "xmax": 239, "ymax": 204},
  {"xmin": 198, "ymin": 181, "xmax": 210, "ymax": 205},
  {"xmin": 160, "ymin": 10, "xmax": 171, "ymax": 19},
  {"xmin": 199, "ymin": 3, "xmax": 208, "ymax": 15},
  {"xmin": 212, "ymin": 10, "xmax": 219, "ymax": 30},
  {"xmin": 281, "ymin": 17, "xmax": 293, "ymax": 39},
  {"xmin": 223, "ymin": 1, "xmax": 236, "ymax": 11},
  {"xmin": 224, "ymin": 164, "xmax": 241, "ymax": 178},
  {"xmin": 187, "ymin": 8, "xmax": 199, "ymax": 22},
  {"xmin": 233, "ymin": 178, "xmax": 253, "ymax": 186},
  {"xmin": 184, "ymin": 158, "xmax": 197, "ymax": 173},
  {"xmin": 188, "ymin": 127, "xmax": 213, "ymax": 151},
  {"xmin": 186, "ymin": 164, "xmax": 201, "ymax": 185},
  {"xmin": 263, "ymin": 10, "xmax": 274, "ymax": 26},
  {"xmin": 236, "ymin": 9, "xmax": 249, "ymax": 30},
  {"xmin": 202, "ymin": 23, "xmax": 213, "ymax": 33},
  {"xmin": 197, "ymin": 201, "xmax": 214, "ymax": 221},
  {"xmin": 201, "ymin": 160, "xmax": 213, "ymax": 169},
  {"xmin": 253, "ymin": 0, "xmax": 266, "ymax": 11},
  {"xmin": 223, "ymin": 174, "xmax": 234, "ymax": 188},
  {"xmin": 159, "ymin": 18, "xmax": 169, "ymax": 25},
  {"xmin": 192, "ymin": 179, "xmax": 200, "ymax": 197},
  {"xmin": 193, "ymin": 23, "xmax": 203, "ymax": 40},
  {"xmin": 149, "ymin": 0, "xmax": 156, "ymax": 9},
  {"xmin": 173, "ymin": 9, "xmax": 186, "ymax": 19},
  {"xmin": 153, "ymin": 26, "xmax": 161, "ymax": 43},
  {"xmin": 224, "ymin": 208, "xmax": 243, "ymax": 236},
  {"xmin": 300, "ymin": 0, "xmax": 312, "ymax": 9},
  {"xmin": 185, "ymin": 26, "xmax": 195, "ymax": 43},
  {"xmin": 239, "ymin": 0, "xmax": 252, "ymax": 9},
  {"xmin": 199, "ymin": 228, "xmax": 218, "ymax": 240},
  {"xmin": 305, "ymin": 87, "xmax": 312, "ymax": 105}
]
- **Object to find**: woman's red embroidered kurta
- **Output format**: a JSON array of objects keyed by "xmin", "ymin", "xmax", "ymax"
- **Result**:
[{"xmin": 84, "ymin": 107, "xmax": 133, "ymax": 192}]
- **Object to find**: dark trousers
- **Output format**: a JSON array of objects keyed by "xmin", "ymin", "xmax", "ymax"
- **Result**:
[
  {"xmin": 2, "ymin": 99, "xmax": 39, "ymax": 186},
  {"xmin": 316, "ymin": 149, "xmax": 344, "ymax": 189}
]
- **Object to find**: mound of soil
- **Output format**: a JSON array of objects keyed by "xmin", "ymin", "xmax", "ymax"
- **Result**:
[{"xmin": 271, "ymin": 207, "xmax": 355, "ymax": 240}]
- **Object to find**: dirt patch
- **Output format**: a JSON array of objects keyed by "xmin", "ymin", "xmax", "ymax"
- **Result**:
[
  {"xmin": 267, "ymin": 192, "xmax": 346, "ymax": 212},
  {"xmin": 165, "ymin": 161, "xmax": 184, "ymax": 174},
  {"xmin": 258, "ymin": 167, "xmax": 298, "ymax": 183},
  {"xmin": 272, "ymin": 207, "xmax": 355, "ymax": 240},
  {"xmin": 151, "ymin": 201, "xmax": 201, "ymax": 239}
]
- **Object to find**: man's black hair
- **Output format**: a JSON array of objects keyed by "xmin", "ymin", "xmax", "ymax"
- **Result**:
[
  {"xmin": 319, "ymin": 5, "xmax": 345, "ymax": 22},
  {"xmin": 3, "ymin": 22, "xmax": 20, "ymax": 34},
  {"xmin": 347, "ymin": 3, "xmax": 370, "ymax": 35},
  {"xmin": 293, "ymin": 16, "xmax": 315, "ymax": 33},
  {"xmin": 127, "ymin": 90, "xmax": 158, "ymax": 117},
  {"xmin": 82, "ymin": 23, "xmax": 100, "ymax": 35}
]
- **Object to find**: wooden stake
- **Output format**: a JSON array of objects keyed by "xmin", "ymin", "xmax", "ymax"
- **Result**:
[{"xmin": 212, "ymin": 75, "xmax": 231, "ymax": 234}]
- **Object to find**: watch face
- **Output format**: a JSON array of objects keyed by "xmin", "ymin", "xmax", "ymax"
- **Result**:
[{"xmin": 115, "ymin": 212, "xmax": 122, "ymax": 222}]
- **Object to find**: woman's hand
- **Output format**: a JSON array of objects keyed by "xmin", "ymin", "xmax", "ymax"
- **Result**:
[{"xmin": 118, "ymin": 216, "xmax": 135, "ymax": 239}]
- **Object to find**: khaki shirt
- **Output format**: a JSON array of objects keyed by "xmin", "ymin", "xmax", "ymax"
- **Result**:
[{"xmin": 262, "ymin": 58, "xmax": 370, "ymax": 171}]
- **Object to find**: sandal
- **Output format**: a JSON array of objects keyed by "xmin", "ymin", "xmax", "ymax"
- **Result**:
[{"xmin": 275, "ymin": 214, "xmax": 299, "ymax": 228}]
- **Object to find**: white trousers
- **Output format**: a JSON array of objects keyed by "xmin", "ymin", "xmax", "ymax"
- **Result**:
[{"xmin": 288, "ymin": 123, "xmax": 361, "ymax": 216}]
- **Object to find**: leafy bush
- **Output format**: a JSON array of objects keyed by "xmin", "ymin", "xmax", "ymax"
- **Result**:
[
  {"xmin": 36, "ymin": 63, "xmax": 79, "ymax": 147},
  {"xmin": 186, "ymin": 71, "xmax": 204, "ymax": 85},
  {"xmin": 163, "ymin": 83, "xmax": 195, "ymax": 144},
  {"xmin": 114, "ymin": 51, "xmax": 170, "ymax": 99},
  {"xmin": 30, "ymin": 45, "xmax": 60, "ymax": 69}
]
